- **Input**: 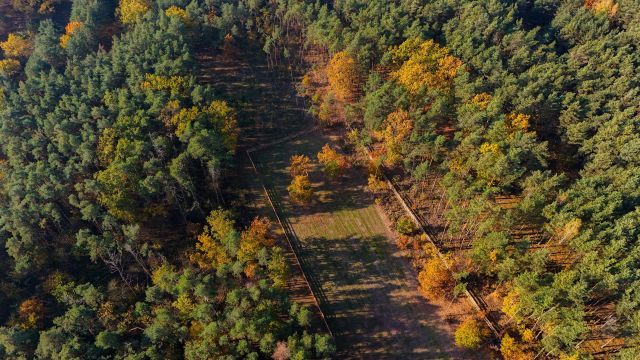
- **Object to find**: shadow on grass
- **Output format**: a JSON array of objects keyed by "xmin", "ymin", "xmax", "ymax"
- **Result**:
[{"xmin": 263, "ymin": 179, "xmax": 452, "ymax": 358}]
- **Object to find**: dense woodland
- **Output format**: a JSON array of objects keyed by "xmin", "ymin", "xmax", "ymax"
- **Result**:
[
  {"xmin": 0, "ymin": 1, "xmax": 334, "ymax": 359},
  {"xmin": 0, "ymin": 0, "xmax": 639, "ymax": 359}
]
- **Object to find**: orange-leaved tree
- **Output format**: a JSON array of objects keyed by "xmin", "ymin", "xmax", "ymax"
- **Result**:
[
  {"xmin": 417, "ymin": 256, "xmax": 455, "ymax": 300},
  {"xmin": 288, "ymin": 175, "xmax": 313, "ymax": 204},
  {"xmin": 584, "ymin": 0, "xmax": 618, "ymax": 17},
  {"xmin": 18, "ymin": 297, "xmax": 46, "ymax": 329},
  {"xmin": 59, "ymin": 21, "xmax": 83, "ymax": 48},
  {"xmin": 289, "ymin": 154, "xmax": 312, "ymax": 177},
  {"xmin": 326, "ymin": 51, "xmax": 360, "ymax": 103},
  {"xmin": 238, "ymin": 217, "xmax": 274, "ymax": 266},
  {"xmin": 317, "ymin": 144, "xmax": 348, "ymax": 179}
]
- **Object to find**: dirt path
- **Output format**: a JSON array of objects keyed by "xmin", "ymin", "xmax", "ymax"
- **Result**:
[{"xmin": 197, "ymin": 38, "xmax": 485, "ymax": 359}]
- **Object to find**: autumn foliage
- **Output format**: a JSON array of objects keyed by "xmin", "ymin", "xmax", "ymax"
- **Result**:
[
  {"xmin": 0, "ymin": 33, "xmax": 33, "ymax": 58},
  {"xmin": 288, "ymin": 175, "xmax": 313, "ymax": 204},
  {"xmin": 584, "ymin": 0, "xmax": 618, "ymax": 17},
  {"xmin": 191, "ymin": 210, "xmax": 235, "ymax": 269},
  {"xmin": 60, "ymin": 21, "xmax": 83, "ymax": 48},
  {"xmin": 389, "ymin": 38, "xmax": 462, "ymax": 94},
  {"xmin": 454, "ymin": 317, "xmax": 486, "ymax": 350},
  {"xmin": 18, "ymin": 298, "xmax": 45, "ymax": 329},
  {"xmin": 238, "ymin": 217, "xmax": 274, "ymax": 264},
  {"xmin": 0, "ymin": 59, "xmax": 21, "ymax": 77},
  {"xmin": 381, "ymin": 109, "xmax": 413, "ymax": 167},
  {"xmin": 418, "ymin": 257, "xmax": 455, "ymax": 300},
  {"xmin": 289, "ymin": 154, "xmax": 311, "ymax": 177},
  {"xmin": 117, "ymin": 0, "xmax": 151, "ymax": 24},
  {"xmin": 501, "ymin": 334, "xmax": 535, "ymax": 360},
  {"xmin": 326, "ymin": 51, "xmax": 360, "ymax": 102},
  {"xmin": 317, "ymin": 144, "xmax": 348, "ymax": 179}
]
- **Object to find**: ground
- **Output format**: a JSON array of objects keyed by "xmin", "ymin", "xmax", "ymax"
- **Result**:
[{"xmin": 199, "ymin": 37, "xmax": 485, "ymax": 359}]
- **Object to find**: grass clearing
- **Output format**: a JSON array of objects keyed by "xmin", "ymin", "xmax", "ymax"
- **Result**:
[{"xmin": 253, "ymin": 130, "xmax": 473, "ymax": 359}]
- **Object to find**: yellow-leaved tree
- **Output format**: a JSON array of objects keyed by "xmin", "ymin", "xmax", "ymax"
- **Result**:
[
  {"xmin": 454, "ymin": 317, "xmax": 486, "ymax": 350},
  {"xmin": 165, "ymin": 5, "xmax": 191, "ymax": 24},
  {"xmin": 501, "ymin": 334, "xmax": 535, "ymax": 360},
  {"xmin": 166, "ymin": 100, "xmax": 238, "ymax": 153},
  {"xmin": 382, "ymin": 109, "xmax": 413, "ymax": 167},
  {"xmin": 389, "ymin": 38, "xmax": 462, "ymax": 94},
  {"xmin": 417, "ymin": 256, "xmax": 454, "ymax": 300},
  {"xmin": 317, "ymin": 144, "xmax": 348, "ymax": 179},
  {"xmin": 0, "ymin": 59, "xmax": 22, "ymax": 77},
  {"xmin": 206, "ymin": 100, "xmax": 239, "ymax": 153},
  {"xmin": 0, "ymin": 33, "xmax": 33, "ymax": 58},
  {"xmin": 288, "ymin": 175, "xmax": 313, "ymax": 204},
  {"xmin": 117, "ymin": 0, "xmax": 152, "ymax": 25},
  {"xmin": 190, "ymin": 210, "xmax": 235, "ymax": 269}
]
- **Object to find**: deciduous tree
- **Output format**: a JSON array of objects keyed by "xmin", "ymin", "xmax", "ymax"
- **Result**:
[
  {"xmin": 1, "ymin": 33, "xmax": 33, "ymax": 58},
  {"xmin": 288, "ymin": 175, "xmax": 312, "ymax": 204},
  {"xmin": 454, "ymin": 318, "xmax": 485, "ymax": 350},
  {"xmin": 317, "ymin": 144, "xmax": 348, "ymax": 179},
  {"xmin": 289, "ymin": 154, "xmax": 311, "ymax": 177},
  {"xmin": 326, "ymin": 51, "xmax": 359, "ymax": 102}
]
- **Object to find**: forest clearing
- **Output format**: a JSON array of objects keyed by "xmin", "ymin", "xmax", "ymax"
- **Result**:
[{"xmin": 252, "ymin": 128, "xmax": 478, "ymax": 358}]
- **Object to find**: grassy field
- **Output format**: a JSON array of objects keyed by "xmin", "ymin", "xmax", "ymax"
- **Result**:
[{"xmin": 253, "ymin": 131, "xmax": 472, "ymax": 359}]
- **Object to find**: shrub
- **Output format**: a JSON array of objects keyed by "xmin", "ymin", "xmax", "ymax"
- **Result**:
[
  {"xmin": 454, "ymin": 317, "xmax": 485, "ymax": 350},
  {"xmin": 395, "ymin": 216, "xmax": 416, "ymax": 235}
]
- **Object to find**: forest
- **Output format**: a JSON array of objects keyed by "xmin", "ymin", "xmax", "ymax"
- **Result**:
[{"xmin": 0, "ymin": 0, "xmax": 639, "ymax": 359}]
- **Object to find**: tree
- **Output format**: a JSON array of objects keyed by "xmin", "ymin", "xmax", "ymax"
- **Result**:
[
  {"xmin": 18, "ymin": 298, "xmax": 45, "ymax": 329},
  {"xmin": 11, "ymin": 0, "xmax": 62, "ymax": 14},
  {"xmin": 238, "ymin": 216, "xmax": 274, "ymax": 265},
  {"xmin": 501, "ymin": 334, "xmax": 534, "ymax": 360},
  {"xmin": 418, "ymin": 257, "xmax": 454, "ymax": 300},
  {"xmin": 165, "ymin": 6, "xmax": 191, "ymax": 25},
  {"xmin": 0, "ymin": 59, "xmax": 21, "ymax": 77},
  {"xmin": 288, "ymin": 175, "xmax": 313, "ymax": 204},
  {"xmin": 381, "ymin": 109, "xmax": 413, "ymax": 167},
  {"xmin": 268, "ymin": 248, "xmax": 289, "ymax": 288},
  {"xmin": 367, "ymin": 174, "xmax": 387, "ymax": 193},
  {"xmin": 59, "ymin": 22, "xmax": 83, "ymax": 49},
  {"xmin": 317, "ymin": 144, "xmax": 348, "ymax": 179},
  {"xmin": 289, "ymin": 155, "xmax": 311, "ymax": 177},
  {"xmin": 454, "ymin": 318, "xmax": 485, "ymax": 350},
  {"xmin": 388, "ymin": 38, "xmax": 462, "ymax": 94},
  {"xmin": 191, "ymin": 210, "xmax": 236, "ymax": 269},
  {"xmin": 584, "ymin": 0, "xmax": 618, "ymax": 17},
  {"xmin": 395, "ymin": 217, "xmax": 416, "ymax": 235},
  {"xmin": 117, "ymin": 0, "xmax": 151, "ymax": 25},
  {"xmin": 326, "ymin": 51, "xmax": 360, "ymax": 102},
  {"xmin": 0, "ymin": 33, "xmax": 33, "ymax": 58}
]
